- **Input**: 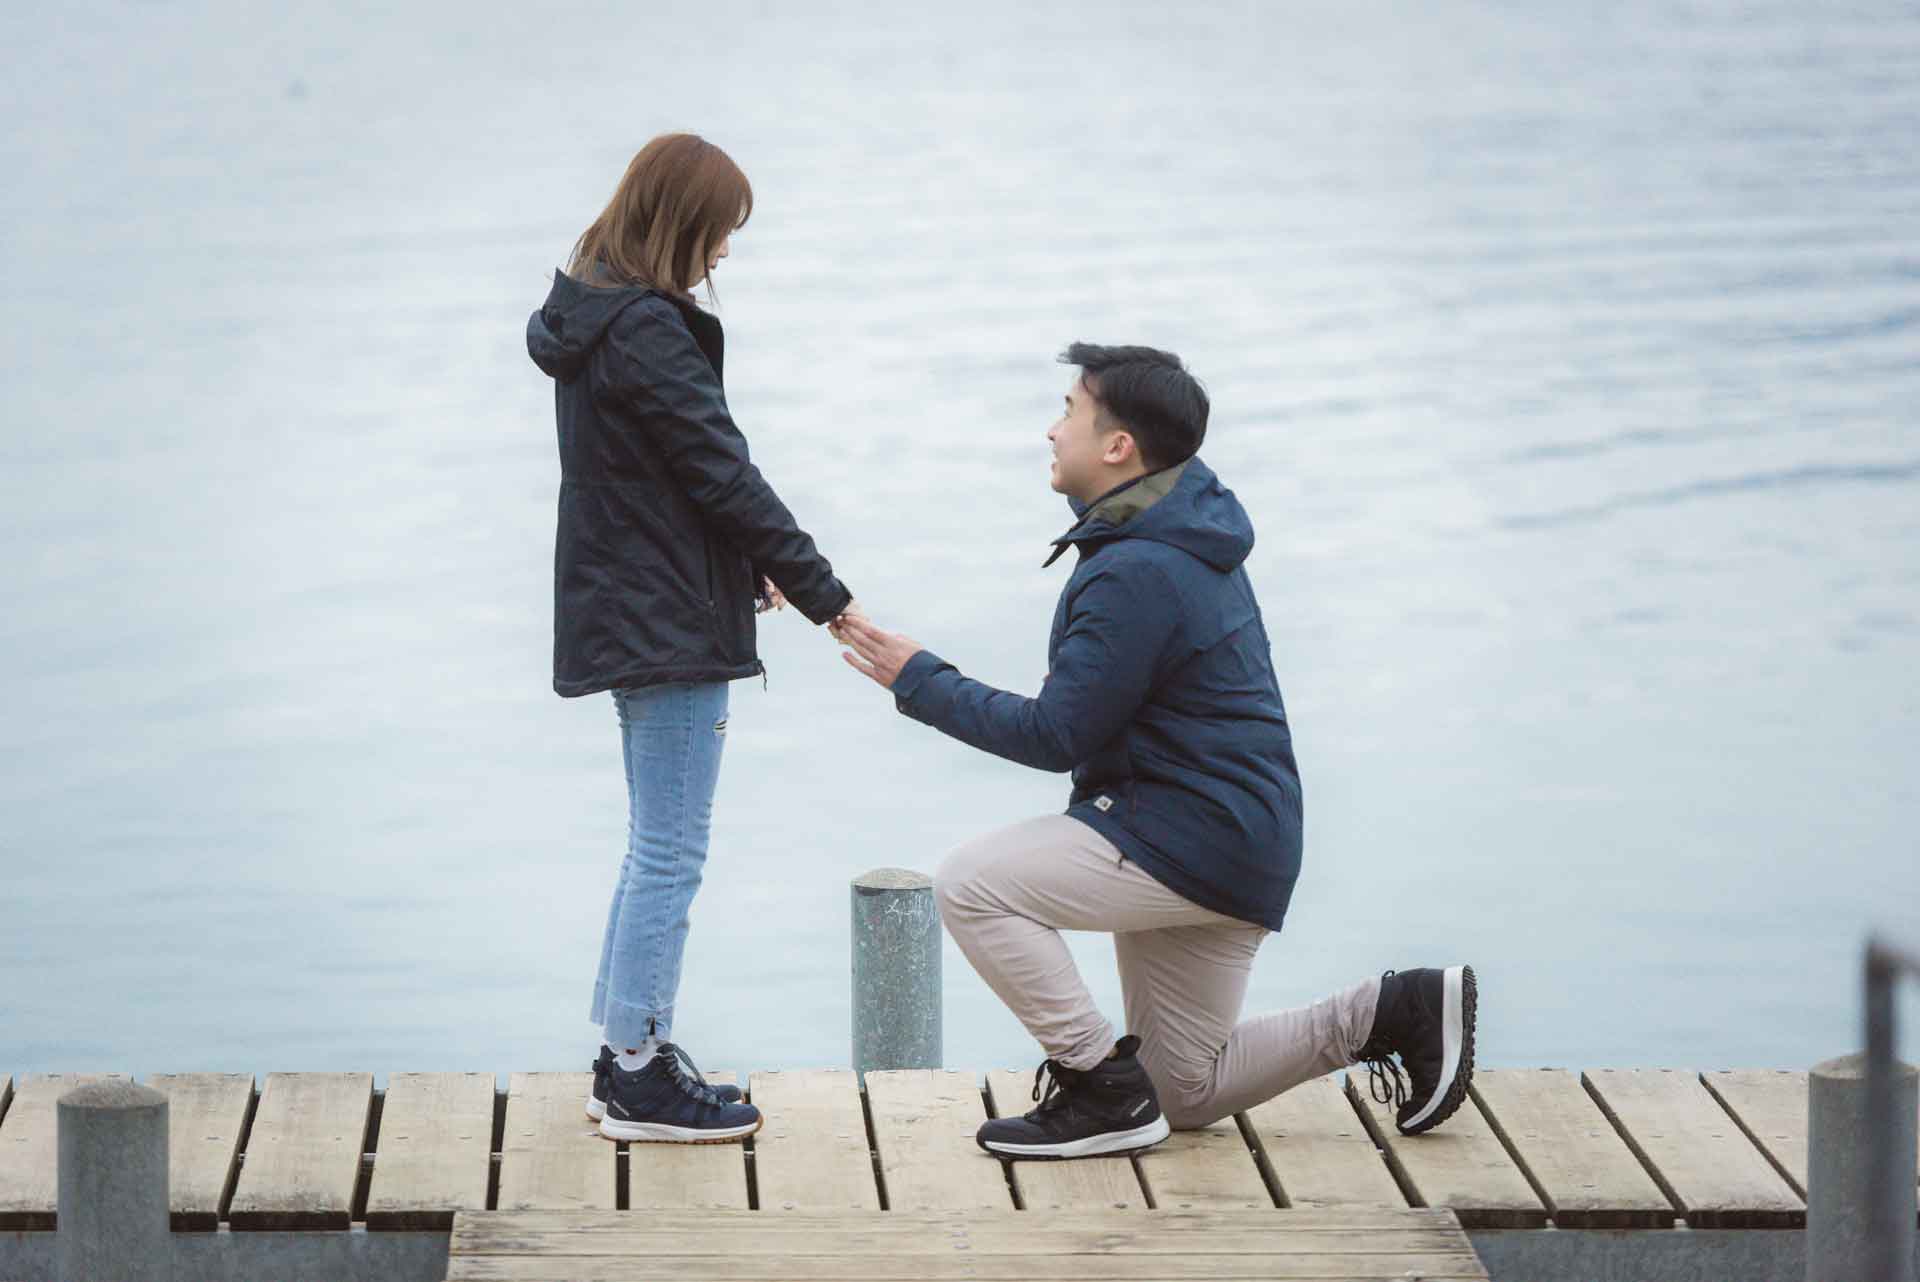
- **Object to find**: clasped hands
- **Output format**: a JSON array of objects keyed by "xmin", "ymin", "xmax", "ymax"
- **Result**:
[{"xmin": 758, "ymin": 576, "xmax": 923, "ymax": 690}]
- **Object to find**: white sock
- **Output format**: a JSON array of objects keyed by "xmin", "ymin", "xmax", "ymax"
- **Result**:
[{"xmin": 614, "ymin": 1038, "xmax": 660, "ymax": 1071}]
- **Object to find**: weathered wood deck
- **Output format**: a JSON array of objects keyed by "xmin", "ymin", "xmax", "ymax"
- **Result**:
[
  {"xmin": 446, "ymin": 1207, "xmax": 1488, "ymax": 1280},
  {"xmin": 2, "ymin": 1064, "xmax": 1914, "ymax": 1280}
]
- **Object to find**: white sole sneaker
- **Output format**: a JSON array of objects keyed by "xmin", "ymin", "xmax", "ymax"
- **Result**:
[
  {"xmin": 585, "ymin": 1095, "xmax": 606, "ymax": 1122},
  {"xmin": 598, "ymin": 1113, "xmax": 763, "ymax": 1144},
  {"xmin": 1398, "ymin": 963, "xmax": 1477, "ymax": 1134},
  {"xmin": 980, "ymin": 1113, "xmax": 1171, "ymax": 1159}
]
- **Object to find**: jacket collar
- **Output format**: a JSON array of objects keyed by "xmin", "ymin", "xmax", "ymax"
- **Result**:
[{"xmin": 1042, "ymin": 460, "xmax": 1190, "ymax": 568}]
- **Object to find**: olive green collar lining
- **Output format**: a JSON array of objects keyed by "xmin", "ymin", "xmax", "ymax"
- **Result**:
[{"xmin": 1082, "ymin": 459, "xmax": 1189, "ymax": 530}]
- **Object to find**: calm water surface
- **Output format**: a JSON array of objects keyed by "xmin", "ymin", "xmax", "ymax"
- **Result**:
[{"xmin": 3, "ymin": 1, "xmax": 1917, "ymax": 1083}]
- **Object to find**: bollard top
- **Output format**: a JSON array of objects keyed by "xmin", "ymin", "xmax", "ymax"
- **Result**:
[
  {"xmin": 853, "ymin": 867, "xmax": 933, "ymax": 893},
  {"xmin": 1810, "ymin": 1050, "xmax": 1919, "ymax": 1081},
  {"xmin": 58, "ymin": 1080, "xmax": 168, "ymax": 1111}
]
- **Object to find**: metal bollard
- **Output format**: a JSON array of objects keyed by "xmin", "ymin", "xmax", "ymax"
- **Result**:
[
  {"xmin": 57, "ymin": 1080, "xmax": 172, "ymax": 1282},
  {"xmin": 851, "ymin": 867, "xmax": 942, "ymax": 1078},
  {"xmin": 1807, "ymin": 1050, "xmax": 1917, "ymax": 1282}
]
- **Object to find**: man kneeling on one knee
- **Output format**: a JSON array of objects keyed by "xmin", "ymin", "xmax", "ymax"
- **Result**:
[{"xmin": 835, "ymin": 342, "xmax": 1477, "ymax": 1159}]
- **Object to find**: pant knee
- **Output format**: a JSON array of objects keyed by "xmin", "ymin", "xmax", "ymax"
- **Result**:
[
  {"xmin": 1156, "ymin": 1071, "xmax": 1228, "ymax": 1130},
  {"xmin": 1138, "ymin": 1057, "xmax": 1207, "ymax": 1123}
]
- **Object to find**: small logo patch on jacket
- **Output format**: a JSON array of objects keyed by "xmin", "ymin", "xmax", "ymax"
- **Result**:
[{"xmin": 1094, "ymin": 796, "xmax": 1113, "ymax": 812}]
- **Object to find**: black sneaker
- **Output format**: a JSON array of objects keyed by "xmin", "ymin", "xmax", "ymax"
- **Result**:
[
  {"xmin": 587, "ymin": 1044, "xmax": 741, "ymax": 1121},
  {"xmin": 975, "ymin": 1034, "xmax": 1171, "ymax": 1159},
  {"xmin": 599, "ymin": 1042, "xmax": 762, "ymax": 1143},
  {"xmin": 1355, "ymin": 965, "xmax": 1477, "ymax": 1135}
]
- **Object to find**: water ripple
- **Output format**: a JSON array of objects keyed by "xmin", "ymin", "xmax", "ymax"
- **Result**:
[{"xmin": 1501, "ymin": 459, "xmax": 1920, "ymax": 529}]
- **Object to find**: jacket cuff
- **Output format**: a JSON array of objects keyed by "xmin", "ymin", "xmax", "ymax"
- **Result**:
[
  {"xmin": 891, "ymin": 648, "xmax": 948, "ymax": 704},
  {"xmin": 797, "ymin": 579, "xmax": 854, "ymax": 626}
]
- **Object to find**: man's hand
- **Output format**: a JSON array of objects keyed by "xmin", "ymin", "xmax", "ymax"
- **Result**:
[{"xmin": 836, "ymin": 614, "xmax": 925, "ymax": 690}]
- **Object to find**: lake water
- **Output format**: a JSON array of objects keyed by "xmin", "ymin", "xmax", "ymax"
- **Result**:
[{"xmin": 4, "ymin": 0, "xmax": 1917, "ymax": 1087}]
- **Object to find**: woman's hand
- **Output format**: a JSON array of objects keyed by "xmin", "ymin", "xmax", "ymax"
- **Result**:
[
  {"xmin": 826, "ymin": 596, "xmax": 866, "ymax": 642},
  {"xmin": 756, "ymin": 576, "xmax": 787, "ymax": 614},
  {"xmin": 836, "ymin": 614, "xmax": 925, "ymax": 690}
]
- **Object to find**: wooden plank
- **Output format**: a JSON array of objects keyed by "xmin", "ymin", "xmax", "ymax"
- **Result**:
[
  {"xmin": 453, "ymin": 1204, "xmax": 1482, "ymax": 1242},
  {"xmin": 862, "ymin": 1069, "xmax": 1009, "ymax": 1211},
  {"xmin": 747, "ymin": 1069, "xmax": 878, "ymax": 1211},
  {"xmin": 1700, "ymin": 1069, "xmax": 1810, "ymax": 1198},
  {"xmin": 1243, "ymin": 1075, "xmax": 1404, "ymax": 1210},
  {"xmin": 0, "ymin": 1073, "xmax": 124, "ymax": 1229},
  {"xmin": 445, "ymin": 1207, "xmax": 1490, "ymax": 1281},
  {"xmin": 982, "ymin": 1069, "xmax": 1143, "ymax": 1209},
  {"xmin": 448, "ymin": 1258, "xmax": 1491, "ymax": 1281},
  {"xmin": 1470, "ymin": 1069, "xmax": 1675, "ymax": 1228},
  {"xmin": 1700, "ymin": 1068, "xmax": 1920, "ymax": 1195},
  {"xmin": 227, "ymin": 1071, "xmax": 372, "ymax": 1229},
  {"xmin": 626, "ymin": 1071, "xmax": 748, "ymax": 1210},
  {"xmin": 0, "ymin": 1071, "xmax": 8, "ymax": 1220},
  {"xmin": 146, "ymin": 1072, "xmax": 253, "ymax": 1230},
  {"xmin": 1133, "ymin": 1115, "xmax": 1273, "ymax": 1211},
  {"xmin": 497, "ymin": 1072, "xmax": 612, "ymax": 1211},
  {"xmin": 1346, "ymin": 1072, "xmax": 1547, "ymax": 1228},
  {"xmin": 363, "ymin": 1071, "xmax": 494, "ymax": 1229},
  {"xmin": 1583, "ymin": 1068, "xmax": 1803, "ymax": 1228}
]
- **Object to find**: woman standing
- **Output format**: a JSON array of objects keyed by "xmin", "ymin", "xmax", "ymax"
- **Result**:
[{"xmin": 526, "ymin": 133, "xmax": 860, "ymax": 1143}]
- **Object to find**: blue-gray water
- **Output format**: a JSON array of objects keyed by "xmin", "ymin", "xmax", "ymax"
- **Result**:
[{"xmin": 3, "ymin": 1, "xmax": 1917, "ymax": 1086}]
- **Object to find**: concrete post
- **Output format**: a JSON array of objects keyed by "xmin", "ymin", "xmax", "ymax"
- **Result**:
[
  {"xmin": 1807, "ymin": 1050, "xmax": 1917, "ymax": 1282},
  {"xmin": 57, "ymin": 1080, "xmax": 172, "ymax": 1282},
  {"xmin": 851, "ymin": 867, "xmax": 941, "ymax": 1078}
]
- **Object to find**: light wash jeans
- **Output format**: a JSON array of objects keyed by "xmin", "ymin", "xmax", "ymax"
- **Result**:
[{"xmin": 589, "ymin": 680, "xmax": 730, "ymax": 1051}]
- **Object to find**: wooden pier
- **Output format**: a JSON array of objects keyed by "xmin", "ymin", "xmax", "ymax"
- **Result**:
[{"xmin": 1, "ymin": 1063, "xmax": 1914, "ymax": 1281}]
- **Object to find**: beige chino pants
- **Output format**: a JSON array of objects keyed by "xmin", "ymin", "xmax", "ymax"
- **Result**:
[{"xmin": 934, "ymin": 814, "xmax": 1380, "ymax": 1130}]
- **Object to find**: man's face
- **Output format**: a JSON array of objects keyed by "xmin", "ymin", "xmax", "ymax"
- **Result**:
[{"xmin": 1047, "ymin": 373, "xmax": 1126, "ymax": 501}]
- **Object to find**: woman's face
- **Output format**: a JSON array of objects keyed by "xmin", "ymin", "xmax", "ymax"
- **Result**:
[{"xmin": 705, "ymin": 232, "xmax": 731, "ymax": 277}]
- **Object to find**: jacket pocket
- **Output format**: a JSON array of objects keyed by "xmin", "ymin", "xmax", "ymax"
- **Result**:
[{"xmin": 700, "ymin": 528, "xmax": 719, "ymax": 605}]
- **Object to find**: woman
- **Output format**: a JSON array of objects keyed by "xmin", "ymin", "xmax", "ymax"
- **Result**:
[{"xmin": 526, "ymin": 133, "xmax": 860, "ymax": 1144}]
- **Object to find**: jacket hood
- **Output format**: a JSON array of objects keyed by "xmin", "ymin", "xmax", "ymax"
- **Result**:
[
  {"xmin": 526, "ymin": 268, "xmax": 660, "ymax": 381},
  {"xmin": 1045, "ymin": 454, "xmax": 1254, "ymax": 572}
]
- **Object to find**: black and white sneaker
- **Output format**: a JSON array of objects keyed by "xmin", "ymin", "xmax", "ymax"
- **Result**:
[
  {"xmin": 1355, "ymin": 965, "xmax": 1477, "ymax": 1135},
  {"xmin": 975, "ymin": 1034, "xmax": 1172, "ymax": 1160},
  {"xmin": 587, "ymin": 1043, "xmax": 741, "ymax": 1121},
  {"xmin": 598, "ymin": 1043, "xmax": 762, "ymax": 1143}
]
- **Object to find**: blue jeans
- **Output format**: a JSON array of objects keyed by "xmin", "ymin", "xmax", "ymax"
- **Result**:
[{"xmin": 589, "ymin": 680, "xmax": 730, "ymax": 1050}]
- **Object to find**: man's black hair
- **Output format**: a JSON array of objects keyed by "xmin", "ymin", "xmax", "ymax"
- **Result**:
[{"xmin": 1058, "ymin": 342, "xmax": 1209, "ymax": 472}]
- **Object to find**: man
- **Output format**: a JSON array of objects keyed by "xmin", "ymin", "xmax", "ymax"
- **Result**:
[{"xmin": 834, "ymin": 343, "xmax": 1476, "ymax": 1158}]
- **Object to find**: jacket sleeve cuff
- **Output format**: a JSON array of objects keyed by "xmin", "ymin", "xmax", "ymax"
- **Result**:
[
  {"xmin": 797, "ymin": 580, "xmax": 853, "ymax": 626},
  {"xmin": 891, "ymin": 648, "xmax": 948, "ymax": 706}
]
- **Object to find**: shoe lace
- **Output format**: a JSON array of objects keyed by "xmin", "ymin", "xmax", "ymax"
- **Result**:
[
  {"xmin": 1361, "ymin": 968, "xmax": 1410, "ymax": 1110},
  {"xmin": 658, "ymin": 1042, "xmax": 722, "ymax": 1107},
  {"xmin": 1365, "ymin": 1054, "xmax": 1409, "ymax": 1110},
  {"xmin": 1028, "ymin": 1058, "xmax": 1075, "ymax": 1119}
]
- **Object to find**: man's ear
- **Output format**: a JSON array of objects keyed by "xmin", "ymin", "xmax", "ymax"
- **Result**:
[{"xmin": 1103, "ymin": 430, "xmax": 1137, "ymax": 465}]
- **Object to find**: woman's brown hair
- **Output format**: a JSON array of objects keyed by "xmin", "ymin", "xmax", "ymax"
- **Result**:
[{"xmin": 566, "ymin": 133, "xmax": 753, "ymax": 299}]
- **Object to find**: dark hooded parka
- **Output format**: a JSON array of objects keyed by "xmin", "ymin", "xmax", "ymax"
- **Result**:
[
  {"xmin": 891, "ymin": 456, "xmax": 1304, "ymax": 932},
  {"xmin": 527, "ymin": 270, "xmax": 852, "ymax": 696}
]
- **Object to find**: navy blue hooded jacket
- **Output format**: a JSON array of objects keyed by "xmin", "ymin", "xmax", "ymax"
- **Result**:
[
  {"xmin": 891, "ymin": 456, "xmax": 1303, "ymax": 932},
  {"xmin": 526, "ymin": 270, "xmax": 853, "ymax": 696}
]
